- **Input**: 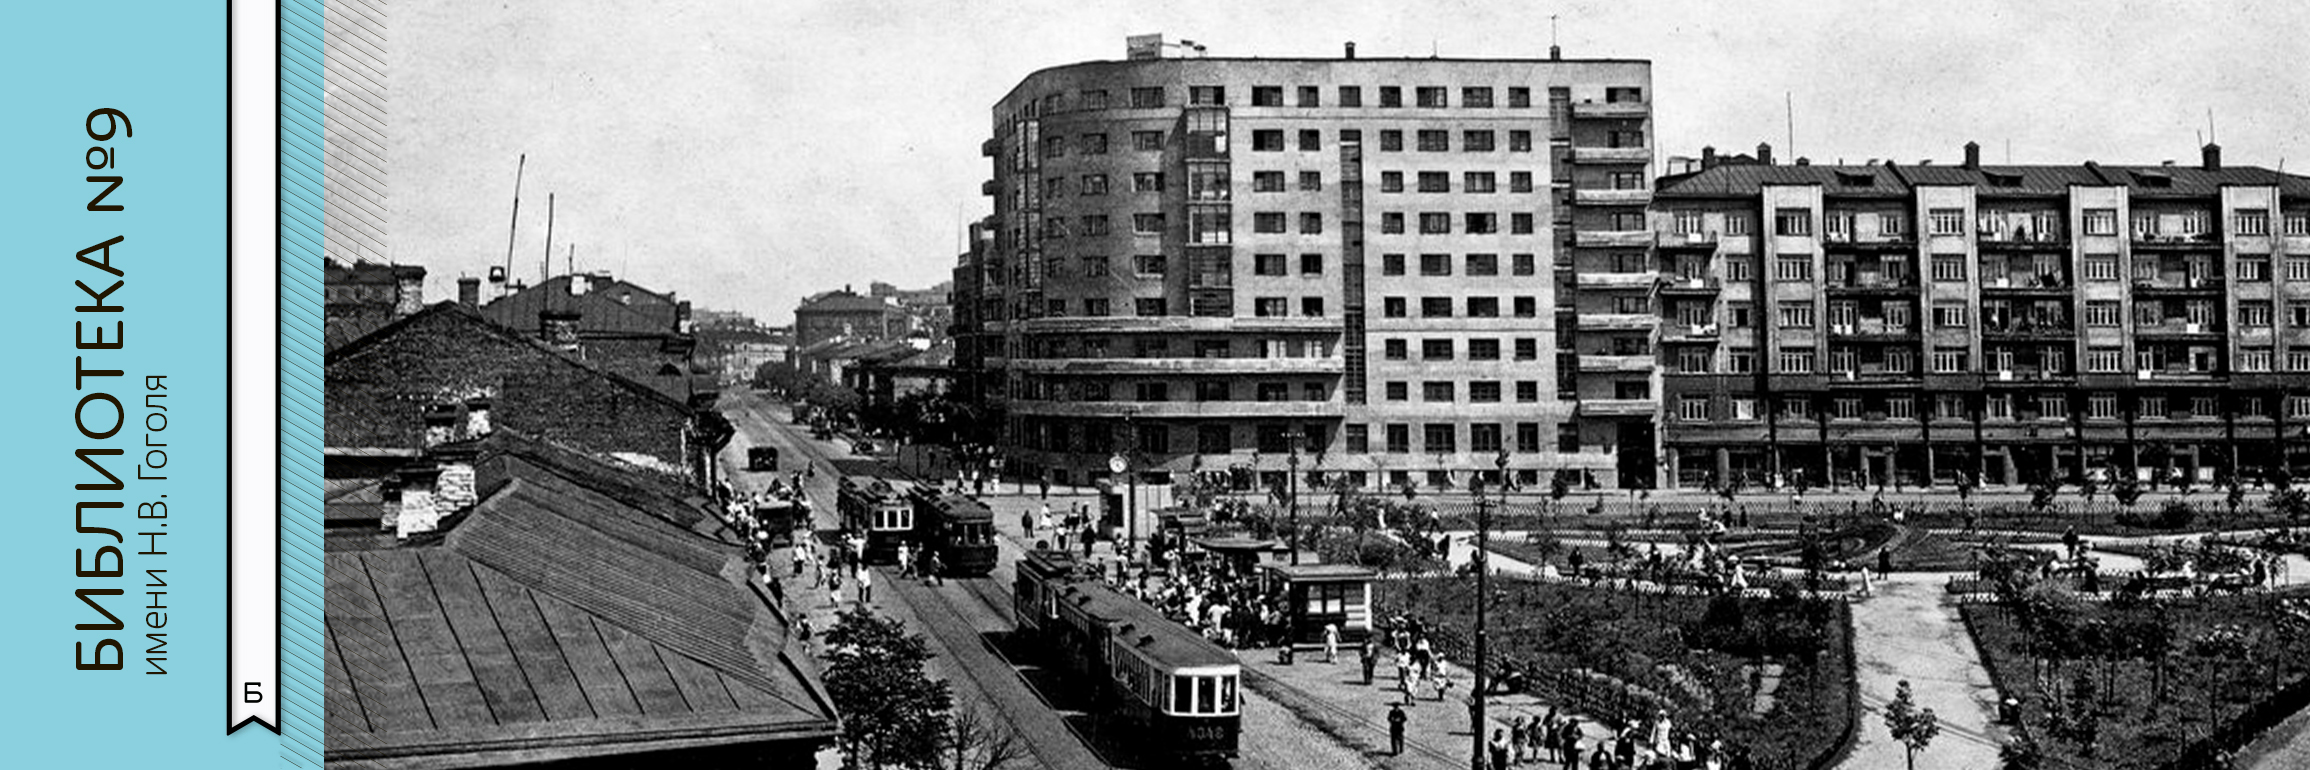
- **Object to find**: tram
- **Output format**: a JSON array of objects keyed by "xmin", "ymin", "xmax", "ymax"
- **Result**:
[
  {"xmin": 1014, "ymin": 550, "xmax": 1240, "ymax": 764},
  {"xmin": 909, "ymin": 488, "xmax": 998, "ymax": 577},
  {"xmin": 836, "ymin": 476, "xmax": 913, "ymax": 564}
]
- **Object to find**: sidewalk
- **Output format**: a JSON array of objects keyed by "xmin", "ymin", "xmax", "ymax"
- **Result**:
[
  {"xmin": 1242, "ymin": 645, "xmax": 1615, "ymax": 770},
  {"xmin": 1838, "ymin": 573, "xmax": 2004, "ymax": 770}
]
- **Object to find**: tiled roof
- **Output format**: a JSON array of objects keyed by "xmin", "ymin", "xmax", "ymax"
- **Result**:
[
  {"xmin": 796, "ymin": 292, "xmax": 897, "ymax": 315},
  {"xmin": 480, "ymin": 275, "xmax": 681, "ymax": 337},
  {"xmin": 324, "ymin": 457, "xmax": 833, "ymax": 765}
]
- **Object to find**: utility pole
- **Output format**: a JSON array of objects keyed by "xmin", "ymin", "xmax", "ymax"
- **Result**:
[
  {"xmin": 1472, "ymin": 448, "xmax": 1509, "ymax": 770},
  {"xmin": 1288, "ymin": 429, "xmax": 1304, "ymax": 565}
]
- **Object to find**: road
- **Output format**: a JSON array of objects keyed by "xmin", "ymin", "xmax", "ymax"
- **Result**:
[{"xmin": 719, "ymin": 390, "xmax": 1373, "ymax": 770}]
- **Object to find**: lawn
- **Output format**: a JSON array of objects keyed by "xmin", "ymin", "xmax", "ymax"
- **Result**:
[
  {"xmin": 1962, "ymin": 590, "xmax": 2310, "ymax": 769},
  {"xmin": 1377, "ymin": 577, "xmax": 1857, "ymax": 770}
]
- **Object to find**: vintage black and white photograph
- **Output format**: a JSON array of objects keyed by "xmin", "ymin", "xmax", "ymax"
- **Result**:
[{"xmin": 319, "ymin": 2, "xmax": 2310, "ymax": 768}]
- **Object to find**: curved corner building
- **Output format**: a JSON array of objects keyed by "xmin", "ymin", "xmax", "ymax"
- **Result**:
[{"xmin": 958, "ymin": 36, "xmax": 1656, "ymax": 495}]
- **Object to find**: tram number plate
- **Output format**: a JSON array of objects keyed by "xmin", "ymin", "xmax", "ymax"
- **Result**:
[{"xmin": 1184, "ymin": 725, "xmax": 1228, "ymax": 743}]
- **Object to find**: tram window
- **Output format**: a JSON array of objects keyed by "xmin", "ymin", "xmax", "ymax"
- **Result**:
[
  {"xmin": 1197, "ymin": 676, "xmax": 1216, "ymax": 714},
  {"xmin": 1219, "ymin": 676, "xmax": 1237, "ymax": 713},
  {"xmin": 1172, "ymin": 676, "xmax": 1193, "ymax": 713}
]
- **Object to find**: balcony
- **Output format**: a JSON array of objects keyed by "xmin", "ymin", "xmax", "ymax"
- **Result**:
[
  {"xmin": 1825, "ymin": 367, "xmax": 1921, "ymax": 385},
  {"xmin": 1574, "ymin": 188, "xmax": 1653, "ymax": 206},
  {"xmin": 1977, "ymin": 234, "xmax": 2070, "ymax": 252},
  {"xmin": 1575, "ymin": 230, "xmax": 1654, "ymax": 248},
  {"xmin": 1656, "ymin": 276, "xmax": 1722, "ymax": 295},
  {"xmin": 1571, "ymin": 101, "xmax": 1650, "ymax": 119},
  {"xmin": 1575, "ymin": 271, "xmax": 1660, "ymax": 290},
  {"xmin": 1577, "ymin": 398, "xmax": 1658, "ymax": 417},
  {"xmin": 981, "ymin": 137, "xmax": 999, "ymax": 157},
  {"xmin": 1823, "ymin": 277, "xmax": 1919, "ymax": 296},
  {"xmin": 1577, "ymin": 354, "xmax": 1657, "ymax": 372},
  {"xmin": 2134, "ymin": 320, "xmax": 2225, "ymax": 337},
  {"xmin": 1576, "ymin": 312, "xmax": 1656, "ymax": 331},
  {"xmin": 1656, "ymin": 231, "xmax": 1720, "ymax": 250},
  {"xmin": 2132, "ymin": 233, "xmax": 2222, "ymax": 251},
  {"xmin": 1984, "ymin": 369, "xmax": 2074, "ymax": 385},
  {"xmin": 1571, "ymin": 146, "xmax": 1654, "ymax": 164},
  {"xmin": 1005, "ymin": 399, "xmax": 1336, "ymax": 419},
  {"xmin": 2132, "ymin": 277, "xmax": 2224, "ymax": 295},
  {"xmin": 1822, "ymin": 236, "xmax": 1918, "ymax": 253},
  {"xmin": 1660, "ymin": 322, "xmax": 1721, "ymax": 342},
  {"xmin": 1979, "ymin": 274, "xmax": 2072, "ymax": 295},
  {"xmin": 1980, "ymin": 320, "xmax": 2076, "ymax": 340},
  {"xmin": 1004, "ymin": 357, "xmax": 1346, "ymax": 375},
  {"xmin": 1826, "ymin": 321, "xmax": 1917, "ymax": 340},
  {"xmin": 981, "ymin": 179, "xmax": 998, "ymax": 196}
]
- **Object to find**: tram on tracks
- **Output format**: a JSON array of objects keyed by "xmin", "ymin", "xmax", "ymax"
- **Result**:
[
  {"xmin": 1012, "ymin": 550, "xmax": 1241, "ymax": 764},
  {"xmin": 836, "ymin": 476, "xmax": 914, "ymax": 564},
  {"xmin": 908, "ymin": 488, "xmax": 998, "ymax": 577}
]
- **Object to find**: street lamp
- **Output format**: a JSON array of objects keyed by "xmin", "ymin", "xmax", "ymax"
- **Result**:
[
  {"xmin": 1471, "ymin": 447, "xmax": 1510, "ymax": 770},
  {"xmin": 1286, "ymin": 428, "xmax": 1305, "ymax": 565}
]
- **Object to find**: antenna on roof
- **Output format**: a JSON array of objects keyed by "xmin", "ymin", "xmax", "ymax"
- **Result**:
[
  {"xmin": 502, "ymin": 154, "xmax": 525, "ymax": 299},
  {"xmin": 1785, "ymin": 92, "xmax": 1795, "ymax": 159},
  {"xmin": 1549, "ymin": 15, "xmax": 1561, "ymax": 59},
  {"xmin": 542, "ymin": 192, "xmax": 555, "ymax": 285},
  {"xmin": 2207, "ymin": 108, "xmax": 2217, "ymax": 145}
]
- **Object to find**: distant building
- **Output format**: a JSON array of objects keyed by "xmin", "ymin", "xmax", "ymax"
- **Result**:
[
  {"xmin": 849, "ymin": 340, "xmax": 955, "ymax": 407},
  {"xmin": 323, "ymin": 258, "xmax": 426, "ymax": 351},
  {"xmin": 325, "ymin": 302, "xmax": 728, "ymax": 483},
  {"xmin": 478, "ymin": 272, "xmax": 714, "ymax": 406},
  {"xmin": 793, "ymin": 289, "xmax": 905, "ymax": 348},
  {"xmin": 870, "ymin": 280, "xmax": 955, "ymax": 338}
]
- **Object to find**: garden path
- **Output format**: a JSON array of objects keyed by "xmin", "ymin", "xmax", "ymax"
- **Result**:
[{"xmin": 1838, "ymin": 572, "xmax": 2004, "ymax": 770}]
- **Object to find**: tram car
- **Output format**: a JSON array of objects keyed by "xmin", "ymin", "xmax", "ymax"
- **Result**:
[
  {"xmin": 1049, "ymin": 580, "xmax": 1241, "ymax": 764},
  {"xmin": 836, "ymin": 476, "xmax": 914, "ymax": 564},
  {"xmin": 909, "ymin": 488, "xmax": 998, "ymax": 577},
  {"xmin": 1012, "ymin": 549, "xmax": 1088, "ymax": 644},
  {"xmin": 750, "ymin": 495, "xmax": 804, "ymax": 545}
]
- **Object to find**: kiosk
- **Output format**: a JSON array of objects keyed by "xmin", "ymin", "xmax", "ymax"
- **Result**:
[{"xmin": 1260, "ymin": 563, "xmax": 1377, "ymax": 646}]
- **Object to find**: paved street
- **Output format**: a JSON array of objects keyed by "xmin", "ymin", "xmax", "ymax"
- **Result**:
[{"xmin": 1839, "ymin": 573, "xmax": 2004, "ymax": 770}]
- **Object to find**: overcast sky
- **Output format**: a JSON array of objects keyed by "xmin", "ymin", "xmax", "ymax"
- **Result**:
[{"xmin": 380, "ymin": 0, "xmax": 2310, "ymax": 325}]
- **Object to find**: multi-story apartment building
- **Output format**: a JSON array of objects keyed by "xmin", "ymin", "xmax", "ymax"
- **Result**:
[
  {"xmin": 956, "ymin": 36, "xmax": 1654, "ymax": 495},
  {"xmin": 1652, "ymin": 142, "xmax": 2310, "ymax": 490}
]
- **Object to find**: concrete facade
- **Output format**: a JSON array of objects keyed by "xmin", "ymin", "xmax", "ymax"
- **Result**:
[{"xmin": 957, "ymin": 39, "xmax": 1654, "ymax": 491}]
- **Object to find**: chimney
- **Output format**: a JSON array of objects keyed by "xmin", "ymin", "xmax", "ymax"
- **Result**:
[
  {"xmin": 1963, "ymin": 141, "xmax": 1981, "ymax": 169},
  {"xmin": 457, "ymin": 277, "xmax": 481, "ymax": 307},
  {"xmin": 394, "ymin": 464, "xmax": 444, "ymax": 539},
  {"xmin": 422, "ymin": 404, "xmax": 462, "ymax": 447},
  {"xmin": 1701, "ymin": 146, "xmax": 1718, "ymax": 170},
  {"xmin": 1549, "ymin": 44, "xmax": 1561, "ymax": 61},
  {"xmin": 540, "ymin": 309, "xmax": 582, "ymax": 352},
  {"xmin": 1344, "ymin": 41, "xmax": 1356, "ymax": 59},
  {"xmin": 1796, "ymin": 157, "xmax": 1811, "ymax": 166},
  {"xmin": 393, "ymin": 266, "xmax": 428, "ymax": 318},
  {"xmin": 2202, "ymin": 143, "xmax": 2222, "ymax": 170},
  {"xmin": 1757, "ymin": 142, "xmax": 1774, "ymax": 166},
  {"xmin": 431, "ymin": 445, "xmax": 481, "ymax": 518},
  {"xmin": 463, "ymin": 397, "xmax": 493, "ymax": 438}
]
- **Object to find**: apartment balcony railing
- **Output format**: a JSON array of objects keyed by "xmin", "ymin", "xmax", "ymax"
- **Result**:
[
  {"xmin": 1572, "ymin": 188, "xmax": 1653, "ymax": 206},
  {"xmin": 1826, "ymin": 321, "xmax": 1917, "ymax": 339},
  {"xmin": 1822, "ymin": 236, "xmax": 1918, "ymax": 252},
  {"xmin": 1576, "ymin": 271, "xmax": 1661, "ymax": 289},
  {"xmin": 2131, "ymin": 277, "xmax": 2224, "ymax": 294},
  {"xmin": 1660, "ymin": 322, "xmax": 1720, "ymax": 342},
  {"xmin": 1571, "ymin": 146, "xmax": 1655, "ymax": 164},
  {"xmin": 1656, "ymin": 231, "xmax": 1719, "ymax": 250},
  {"xmin": 1003, "ymin": 357, "xmax": 1346, "ymax": 375},
  {"xmin": 1575, "ymin": 313, "xmax": 1657, "ymax": 331},
  {"xmin": 1577, "ymin": 398, "xmax": 1659, "ymax": 417},
  {"xmin": 1656, "ymin": 276, "xmax": 1722, "ymax": 295},
  {"xmin": 1577, "ymin": 354, "xmax": 1657, "ymax": 372},
  {"xmin": 1575, "ymin": 230, "xmax": 1655, "ymax": 248},
  {"xmin": 2131, "ymin": 233, "xmax": 2222, "ymax": 251},
  {"xmin": 1571, "ymin": 101, "xmax": 1650, "ymax": 119},
  {"xmin": 1824, "ymin": 277, "xmax": 1919, "ymax": 296},
  {"xmin": 2134, "ymin": 320, "xmax": 2225, "ymax": 336},
  {"xmin": 1980, "ymin": 320, "xmax": 2076, "ymax": 339}
]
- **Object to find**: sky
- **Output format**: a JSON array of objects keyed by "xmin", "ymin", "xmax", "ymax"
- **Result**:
[{"xmin": 378, "ymin": 0, "xmax": 2310, "ymax": 326}]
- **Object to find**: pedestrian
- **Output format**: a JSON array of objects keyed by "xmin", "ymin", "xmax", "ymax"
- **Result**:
[
  {"xmin": 897, "ymin": 542, "xmax": 914, "ymax": 580},
  {"xmin": 855, "ymin": 565, "xmax": 872, "ymax": 605},
  {"xmin": 1388, "ymin": 703, "xmax": 1409, "ymax": 756},
  {"xmin": 1540, "ymin": 708, "xmax": 1562, "ymax": 764},
  {"xmin": 1491, "ymin": 728, "xmax": 1512, "ymax": 770},
  {"xmin": 1323, "ymin": 622, "xmax": 1341, "ymax": 663},
  {"xmin": 1397, "ymin": 651, "xmax": 1415, "ymax": 703},
  {"xmin": 1435, "ymin": 662, "xmax": 1454, "ymax": 702},
  {"xmin": 1561, "ymin": 718, "xmax": 1583, "ymax": 769},
  {"xmin": 1038, "ymin": 502, "xmax": 1052, "ymax": 535},
  {"xmin": 1081, "ymin": 523, "xmax": 1096, "ymax": 559},
  {"xmin": 924, "ymin": 551, "xmax": 944, "ymax": 586},
  {"xmin": 1056, "ymin": 525, "xmax": 1070, "ymax": 553},
  {"xmin": 765, "ymin": 573, "xmax": 785, "ymax": 609},
  {"xmin": 1039, "ymin": 477, "xmax": 1050, "ymax": 499},
  {"xmin": 796, "ymin": 615, "xmax": 813, "ymax": 642},
  {"xmin": 1361, "ymin": 638, "xmax": 1379, "ymax": 684},
  {"xmin": 1588, "ymin": 743, "xmax": 1611, "ymax": 770},
  {"xmin": 1021, "ymin": 510, "xmax": 1033, "ymax": 537}
]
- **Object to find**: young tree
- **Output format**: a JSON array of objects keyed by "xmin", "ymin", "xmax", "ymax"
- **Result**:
[
  {"xmin": 940, "ymin": 707, "xmax": 1027, "ymax": 770},
  {"xmin": 1883, "ymin": 679, "xmax": 1942, "ymax": 770},
  {"xmin": 823, "ymin": 608, "xmax": 954, "ymax": 769},
  {"xmin": 2269, "ymin": 487, "xmax": 2310, "ymax": 523}
]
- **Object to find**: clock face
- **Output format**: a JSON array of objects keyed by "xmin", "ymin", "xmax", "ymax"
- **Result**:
[{"xmin": 1109, "ymin": 455, "xmax": 1128, "ymax": 474}]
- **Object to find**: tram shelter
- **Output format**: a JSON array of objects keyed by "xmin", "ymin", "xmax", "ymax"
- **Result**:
[{"xmin": 1260, "ymin": 563, "xmax": 1377, "ymax": 646}]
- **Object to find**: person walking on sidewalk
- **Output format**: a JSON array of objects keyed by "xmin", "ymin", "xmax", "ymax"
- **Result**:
[
  {"xmin": 855, "ymin": 565, "xmax": 873, "ymax": 605},
  {"xmin": 1397, "ymin": 650, "xmax": 1415, "ymax": 703},
  {"xmin": 1323, "ymin": 622, "xmax": 1341, "ymax": 663},
  {"xmin": 1387, "ymin": 703, "xmax": 1408, "ymax": 756},
  {"xmin": 1489, "ymin": 728, "xmax": 1512, "ymax": 770}
]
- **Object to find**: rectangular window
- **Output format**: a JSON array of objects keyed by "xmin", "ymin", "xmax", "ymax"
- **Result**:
[
  {"xmin": 1083, "ymin": 298, "xmax": 1111, "ymax": 316},
  {"xmin": 1378, "ymin": 86, "xmax": 1403, "ymax": 107},
  {"xmin": 1775, "ymin": 208, "xmax": 1813, "ymax": 236},
  {"xmin": 1384, "ymin": 381, "xmax": 1409, "ymax": 401},
  {"xmin": 1379, "ymin": 130, "xmax": 1403, "ymax": 151},
  {"xmin": 2084, "ymin": 255, "xmax": 2118, "ymax": 281},
  {"xmin": 1082, "ymin": 255, "xmax": 1110, "ymax": 276},
  {"xmin": 1676, "ymin": 348, "xmax": 1712, "ymax": 374},
  {"xmin": 1932, "ymin": 255, "xmax": 1967, "ymax": 282},
  {"xmin": 1384, "ymin": 423, "xmax": 1411, "ymax": 453},
  {"xmin": 2239, "ymin": 255, "xmax": 2272, "ymax": 282},
  {"xmin": 2236, "ymin": 208, "xmax": 2270, "ymax": 236},
  {"xmin": 1418, "ymin": 253, "xmax": 1451, "ymax": 276},
  {"xmin": 2238, "ymin": 348, "xmax": 2273, "ymax": 372},
  {"xmin": 1465, "ymin": 253, "xmax": 1498, "ymax": 276},
  {"xmin": 1422, "ymin": 382, "xmax": 1454, "ymax": 402},
  {"xmin": 1886, "ymin": 397, "xmax": 1915, "ymax": 419},
  {"xmin": 1420, "ymin": 297, "xmax": 1453, "ymax": 317},
  {"xmin": 2290, "ymin": 352, "xmax": 2310, "ymax": 372},
  {"xmin": 1775, "ymin": 256, "xmax": 1813, "ymax": 282},
  {"xmin": 1464, "ymin": 171, "xmax": 1497, "ymax": 193},
  {"xmin": 1383, "ymin": 297, "xmax": 1407, "ymax": 318},
  {"xmin": 1514, "ymin": 338, "xmax": 1537, "ymax": 360},
  {"xmin": 1380, "ymin": 253, "xmax": 1407, "ymax": 276},
  {"xmin": 1301, "ymin": 213, "xmax": 1324, "ymax": 234},
  {"xmin": 1132, "ymin": 131, "xmax": 1165, "ymax": 151},
  {"xmin": 1135, "ymin": 297, "xmax": 1168, "ymax": 316},
  {"xmin": 1470, "ymin": 382, "xmax": 1502, "ymax": 403},
  {"xmin": 1516, "ymin": 382, "xmax": 1540, "ymax": 404},
  {"xmin": 1726, "ymin": 214, "xmax": 1752, "ymax": 236},
  {"xmin": 1250, "ymin": 86, "xmax": 1283, "ymax": 106},
  {"xmin": 2242, "ymin": 301, "xmax": 2274, "ymax": 327},
  {"xmin": 1725, "ymin": 257, "xmax": 1752, "ymax": 281},
  {"xmin": 1381, "ymin": 212, "xmax": 1405, "ymax": 233},
  {"xmin": 1253, "ymin": 253, "xmax": 1287, "ymax": 276},
  {"xmin": 1189, "ymin": 85, "xmax": 1225, "ymax": 105},
  {"xmin": 1299, "ymin": 129, "xmax": 1322, "ymax": 151},
  {"xmin": 2083, "ymin": 208, "xmax": 2117, "ymax": 235},
  {"xmin": 1932, "ymin": 349, "xmax": 1969, "ymax": 373},
  {"xmin": 1252, "ymin": 171, "xmax": 1285, "ymax": 192},
  {"xmin": 2086, "ymin": 347, "xmax": 2123, "ymax": 372},
  {"xmin": 1133, "ymin": 213, "xmax": 1165, "ymax": 234},
  {"xmin": 1510, "ymin": 253, "xmax": 1536, "ymax": 276},
  {"xmin": 1509, "ymin": 130, "xmax": 1533, "ymax": 152},
  {"xmin": 1419, "ymin": 212, "xmax": 1452, "ymax": 234},
  {"xmin": 1777, "ymin": 351, "xmax": 1815, "ymax": 373},
  {"xmin": 1423, "ymin": 423, "xmax": 1456, "ymax": 453},
  {"xmin": 1726, "ymin": 352, "xmax": 1754, "ymax": 373},
  {"xmin": 2087, "ymin": 393, "xmax": 2118, "ymax": 419},
  {"xmin": 1415, "ymin": 86, "xmax": 1447, "ymax": 107},
  {"xmin": 2084, "ymin": 301, "xmax": 2120, "ymax": 327},
  {"xmin": 1463, "ymin": 131, "xmax": 1495, "ymax": 152},
  {"xmin": 1299, "ymin": 171, "xmax": 1322, "ymax": 191},
  {"xmin": 1928, "ymin": 208, "xmax": 1965, "ymax": 236},
  {"xmin": 1420, "ymin": 339, "xmax": 1453, "ymax": 361},
  {"xmin": 1510, "ymin": 213, "xmax": 1534, "ymax": 234},
  {"xmin": 1251, "ymin": 130, "xmax": 1284, "ymax": 151},
  {"xmin": 1417, "ymin": 171, "xmax": 1449, "ymax": 193},
  {"xmin": 1467, "ymin": 338, "xmax": 1500, "ymax": 360},
  {"xmin": 1466, "ymin": 297, "xmax": 1499, "ymax": 317},
  {"xmin": 1134, "ymin": 254, "xmax": 1167, "ymax": 275},
  {"xmin": 1253, "ymin": 212, "xmax": 1285, "ymax": 233},
  {"xmin": 1079, "ymin": 215, "xmax": 1110, "ymax": 236},
  {"xmin": 1378, "ymin": 171, "xmax": 1404, "ymax": 193},
  {"xmin": 1417, "ymin": 130, "xmax": 1449, "ymax": 152},
  {"xmin": 1679, "ymin": 396, "xmax": 1711, "ymax": 421},
  {"xmin": 1934, "ymin": 303, "xmax": 1968, "ymax": 328},
  {"xmin": 1466, "ymin": 213, "xmax": 1498, "ymax": 234}
]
